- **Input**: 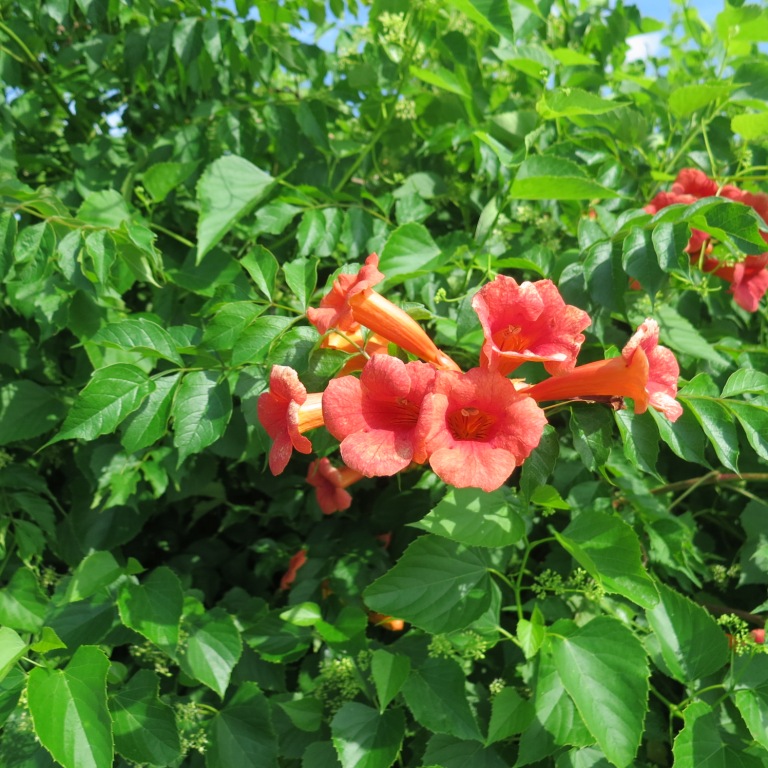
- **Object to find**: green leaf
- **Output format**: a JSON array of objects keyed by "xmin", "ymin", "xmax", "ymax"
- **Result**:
[
  {"xmin": 402, "ymin": 657, "xmax": 482, "ymax": 741},
  {"xmin": 668, "ymin": 83, "xmax": 734, "ymax": 117},
  {"xmin": 110, "ymin": 670, "xmax": 181, "ymax": 766},
  {"xmin": 29, "ymin": 626, "xmax": 67, "ymax": 655},
  {"xmin": 550, "ymin": 617, "xmax": 650, "ymax": 768},
  {"xmin": 280, "ymin": 602, "xmax": 323, "ymax": 627},
  {"xmin": 231, "ymin": 316, "xmax": 294, "ymax": 367},
  {"xmin": 517, "ymin": 604, "xmax": 546, "ymax": 659},
  {"xmin": 278, "ymin": 697, "xmax": 324, "ymax": 733},
  {"xmin": 678, "ymin": 374, "xmax": 740, "ymax": 472},
  {"xmin": 142, "ymin": 160, "xmax": 197, "ymax": 202},
  {"xmin": 537, "ymin": 88, "xmax": 626, "ymax": 119},
  {"xmin": 569, "ymin": 406, "xmax": 612, "ymax": 473},
  {"xmin": 412, "ymin": 487, "xmax": 525, "ymax": 547},
  {"xmin": 0, "ymin": 567, "xmax": 49, "ymax": 632},
  {"xmin": 645, "ymin": 583, "xmax": 729, "ymax": 683},
  {"xmin": 370, "ymin": 650, "xmax": 411, "ymax": 712},
  {"xmin": 0, "ymin": 627, "xmax": 27, "ymax": 682},
  {"xmin": 180, "ymin": 607, "xmax": 242, "ymax": 697},
  {"xmin": 0, "ymin": 380, "xmax": 66, "ymax": 445},
  {"xmin": 378, "ymin": 223, "xmax": 443, "ymax": 285},
  {"xmin": 649, "ymin": 406, "xmax": 708, "ymax": 465},
  {"xmin": 120, "ymin": 373, "xmax": 181, "ymax": 454},
  {"xmin": 615, "ymin": 410, "xmax": 661, "ymax": 479},
  {"xmin": 117, "ymin": 566, "xmax": 184, "ymax": 656},
  {"xmin": 721, "ymin": 369, "xmax": 768, "ymax": 398},
  {"xmin": 530, "ymin": 485, "xmax": 570, "ymax": 510},
  {"xmin": 172, "ymin": 371, "xmax": 232, "ymax": 465},
  {"xmin": 583, "ymin": 240, "xmax": 625, "ymax": 312},
  {"xmin": 555, "ymin": 509, "xmax": 659, "ymax": 609},
  {"xmin": 47, "ymin": 364, "xmax": 154, "ymax": 445},
  {"xmin": 622, "ymin": 227, "xmax": 666, "ymax": 299},
  {"xmin": 520, "ymin": 425, "xmax": 559, "ymax": 505},
  {"xmin": 444, "ymin": 0, "xmax": 516, "ymax": 40},
  {"xmin": 517, "ymin": 647, "xmax": 593, "ymax": 766},
  {"xmin": 196, "ymin": 155, "xmax": 275, "ymax": 263},
  {"xmin": 422, "ymin": 734, "xmax": 507, "ymax": 768},
  {"xmin": 206, "ymin": 682, "xmax": 278, "ymax": 767},
  {"xmin": 78, "ymin": 189, "xmax": 130, "ymax": 228},
  {"xmin": 66, "ymin": 551, "xmax": 124, "ymax": 602},
  {"xmin": 331, "ymin": 703, "xmax": 405, "ymax": 768},
  {"xmin": 732, "ymin": 654, "xmax": 768, "ymax": 751},
  {"xmin": 283, "ymin": 257, "xmax": 318, "ymax": 310},
  {"xmin": 672, "ymin": 701, "xmax": 758, "ymax": 767},
  {"xmin": 732, "ymin": 111, "xmax": 768, "ymax": 141},
  {"xmin": 27, "ymin": 645, "xmax": 113, "ymax": 768},
  {"xmin": 363, "ymin": 535, "xmax": 493, "ymax": 634},
  {"xmin": 410, "ymin": 65, "xmax": 470, "ymax": 97},
  {"xmin": 486, "ymin": 687, "xmax": 534, "ymax": 745},
  {"xmin": 240, "ymin": 245, "xmax": 279, "ymax": 300},
  {"xmin": 202, "ymin": 302, "xmax": 264, "ymax": 351},
  {"xmin": 511, "ymin": 156, "xmax": 622, "ymax": 200},
  {"xmin": 91, "ymin": 317, "xmax": 184, "ymax": 365}
]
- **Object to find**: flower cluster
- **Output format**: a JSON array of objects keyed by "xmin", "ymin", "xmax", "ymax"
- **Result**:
[
  {"xmin": 258, "ymin": 254, "xmax": 683, "ymax": 510},
  {"xmin": 645, "ymin": 168, "xmax": 768, "ymax": 312}
]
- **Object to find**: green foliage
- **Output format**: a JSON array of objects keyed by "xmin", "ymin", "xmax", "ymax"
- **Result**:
[{"xmin": 1, "ymin": 0, "xmax": 768, "ymax": 766}]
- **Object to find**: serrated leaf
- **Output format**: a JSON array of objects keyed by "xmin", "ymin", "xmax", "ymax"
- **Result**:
[
  {"xmin": 615, "ymin": 410, "xmax": 661, "ymax": 479},
  {"xmin": 231, "ymin": 316, "xmax": 294, "ymax": 367},
  {"xmin": 283, "ymin": 257, "xmax": 318, "ymax": 309},
  {"xmin": 410, "ymin": 65, "xmax": 470, "ymax": 97},
  {"xmin": 378, "ymin": 222, "xmax": 443, "ymax": 285},
  {"xmin": 402, "ymin": 657, "xmax": 482, "ymax": 741},
  {"xmin": 29, "ymin": 626, "xmax": 67, "ymax": 655},
  {"xmin": 486, "ymin": 687, "xmax": 534, "ymax": 745},
  {"xmin": 48, "ymin": 364, "xmax": 154, "ymax": 445},
  {"xmin": 363, "ymin": 535, "xmax": 493, "ymax": 634},
  {"xmin": 678, "ymin": 374, "xmax": 740, "ymax": 472},
  {"xmin": 180, "ymin": 607, "xmax": 242, "ymax": 697},
  {"xmin": 555, "ymin": 509, "xmax": 659, "ymax": 609},
  {"xmin": 202, "ymin": 302, "xmax": 264, "ymax": 351},
  {"xmin": 551, "ymin": 617, "xmax": 649, "ymax": 768},
  {"xmin": 0, "ymin": 380, "xmax": 66, "ymax": 445},
  {"xmin": 669, "ymin": 83, "xmax": 734, "ymax": 117},
  {"xmin": 121, "ymin": 373, "xmax": 180, "ymax": 454},
  {"xmin": 444, "ymin": 0, "xmax": 517, "ymax": 40},
  {"xmin": 117, "ymin": 567, "xmax": 184, "ymax": 656},
  {"xmin": 722, "ymin": 369, "xmax": 768, "ymax": 397},
  {"xmin": 172, "ymin": 371, "xmax": 232, "ymax": 465},
  {"xmin": 206, "ymin": 682, "xmax": 278, "ymax": 767},
  {"xmin": 511, "ymin": 156, "xmax": 622, "ymax": 200},
  {"xmin": 516, "ymin": 647, "xmax": 593, "ymax": 766},
  {"xmin": 645, "ymin": 583, "xmax": 729, "ymax": 683},
  {"xmin": 732, "ymin": 654, "xmax": 768, "ymax": 752},
  {"xmin": 331, "ymin": 703, "xmax": 405, "ymax": 768},
  {"xmin": 520, "ymin": 425, "xmax": 559, "ymax": 504},
  {"xmin": 412, "ymin": 487, "xmax": 525, "ymax": 547},
  {"xmin": 27, "ymin": 645, "xmax": 113, "ymax": 768},
  {"xmin": 370, "ymin": 650, "xmax": 411, "ymax": 712},
  {"xmin": 142, "ymin": 160, "xmax": 197, "ymax": 202},
  {"xmin": 92, "ymin": 318, "xmax": 184, "ymax": 364},
  {"xmin": 0, "ymin": 567, "xmax": 49, "ymax": 632},
  {"xmin": 110, "ymin": 669, "xmax": 181, "ymax": 766},
  {"xmin": 196, "ymin": 155, "xmax": 274, "ymax": 263}
]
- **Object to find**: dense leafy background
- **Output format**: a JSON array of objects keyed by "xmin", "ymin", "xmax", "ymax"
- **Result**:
[{"xmin": 1, "ymin": 0, "xmax": 768, "ymax": 766}]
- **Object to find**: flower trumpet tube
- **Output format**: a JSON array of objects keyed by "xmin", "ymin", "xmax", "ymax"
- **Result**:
[
  {"xmin": 526, "ymin": 350, "xmax": 651, "ymax": 413},
  {"xmin": 257, "ymin": 365, "xmax": 325, "ymax": 475},
  {"xmin": 306, "ymin": 457, "xmax": 364, "ymax": 515},
  {"xmin": 348, "ymin": 288, "xmax": 461, "ymax": 371},
  {"xmin": 526, "ymin": 318, "xmax": 683, "ymax": 421}
]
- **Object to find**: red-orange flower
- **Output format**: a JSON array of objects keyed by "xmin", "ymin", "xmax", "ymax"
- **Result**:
[
  {"xmin": 307, "ymin": 253, "xmax": 385, "ymax": 334},
  {"xmin": 415, "ymin": 367, "xmax": 547, "ymax": 492},
  {"xmin": 527, "ymin": 319, "xmax": 682, "ymax": 422},
  {"xmin": 472, "ymin": 276, "xmax": 591, "ymax": 377},
  {"xmin": 280, "ymin": 549, "xmax": 307, "ymax": 591},
  {"xmin": 621, "ymin": 319, "xmax": 682, "ymax": 421},
  {"xmin": 323, "ymin": 355, "xmax": 436, "ymax": 476},
  {"xmin": 368, "ymin": 611, "xmax": 405, "ymax": 632},
  {"xmin": 705, "ymin": 254, "xmax": 768, "ymax": 313},
  {"xmin": 257, "ymin": 365, "xmax": 325, "ymax": 475},
  {"xmin": 306, "ymin": 457, "xmax": 364, "ymax": 515}
]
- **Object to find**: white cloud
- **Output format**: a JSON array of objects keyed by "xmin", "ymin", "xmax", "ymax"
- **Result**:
[{"xmin": 626, "ymin": 31, "xmax": 664, "ymax": 62}]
